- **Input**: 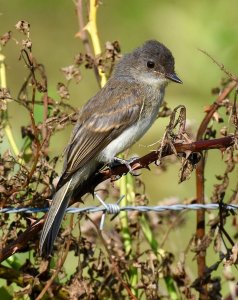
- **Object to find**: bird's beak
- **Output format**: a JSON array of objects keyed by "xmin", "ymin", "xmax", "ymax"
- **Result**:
[{"xmin": 166, "ymin": 73, "xmax": 182, "ymax": 84}]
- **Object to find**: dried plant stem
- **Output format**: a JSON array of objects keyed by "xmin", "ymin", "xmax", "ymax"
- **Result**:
[
  {"xmin": 0, "ymin": 218, "xmax": 44, "ymax": 262},
  {"xmin": 195, "ymin": 80, "xmax": 237, "ymax": 299},
  {"xmin": 195, "ymin": 158, "xmax": 206, "ymax": 277},
  {"xmin": 198, "ymin": 49, "xmax": 237, "ymax": 82},
  {"xmin": 197, "ymin": 80, "xmax": 237, "ymax": 139},
  {"xmin": 35, "ymin": 238, "xmax": 71, "ymax": 300},
  {"xmin": 96, "ymin": 228, "xmax": 138, "ymax": 300},
  {"xmin": 36, "ymin": 214, "xmax": 73, "ymax": 300}
]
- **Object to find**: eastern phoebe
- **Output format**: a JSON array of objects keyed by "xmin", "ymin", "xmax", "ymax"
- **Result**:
[{"xmin": 40, "ymin": 40, "xmax": 182, "ymax": 256}]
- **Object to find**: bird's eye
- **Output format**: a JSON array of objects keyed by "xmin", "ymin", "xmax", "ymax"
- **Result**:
[{"xmin": 147, "ymin": 61, "xmax": 155, "ymax": 69}]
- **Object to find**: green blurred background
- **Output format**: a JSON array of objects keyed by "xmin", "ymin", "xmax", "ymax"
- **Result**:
[{"xmin": 1, "ymin": 0, "xmax": 238, "ymax": 285}]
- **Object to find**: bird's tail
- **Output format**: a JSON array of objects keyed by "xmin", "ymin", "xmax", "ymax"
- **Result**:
[{"xmin": 39, "ymin": 178, "xmax": 73, "ymax": 256}]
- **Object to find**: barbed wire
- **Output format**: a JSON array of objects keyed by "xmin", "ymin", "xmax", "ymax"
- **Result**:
[
  {"xmin": 1, "ymin": 199, "xmax": 238, "ymax": 215},
  {"xmin": 1, "ymin": 194, "xmax": 237, "ymax": 230}
]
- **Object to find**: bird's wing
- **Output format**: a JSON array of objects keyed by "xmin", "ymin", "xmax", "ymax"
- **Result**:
[{"xmin": 57, "ymin": 82, "xmax": 143, "ymax": 189}]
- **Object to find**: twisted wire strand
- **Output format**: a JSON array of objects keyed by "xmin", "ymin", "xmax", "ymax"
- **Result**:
[{"xmin": 1, "ymin": 203, "xmax": 237, "ymax": 214}]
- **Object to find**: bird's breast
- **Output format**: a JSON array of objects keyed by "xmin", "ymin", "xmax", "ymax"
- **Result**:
[{"xmin": 98, "ymin": 92, "xmax": 163, "ymax": 162}]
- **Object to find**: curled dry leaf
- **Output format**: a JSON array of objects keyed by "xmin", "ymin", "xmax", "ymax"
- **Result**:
[
  {"xmin": 61, "ymin": 65, "xmax": 82, "ymax": 83},
  {"xmin": 178, "ymin": 156, "xmax": 194, "ymax": 183},
  {"xmin": 157, "ymin": 101, "xmax": 172, "ymax": 118},
  {"xmin": 105, "ymin": 40, "xmax": 121, "ymax": 60},
  {"xmin": 0, "ymin": 88, "xmax": 11, "ymax": 100},
  {"xmin": 0, "ymin": 88, "xmax": 12, "ymax": 111},
  {"xmin": 220, "ymin": 126, "xmax": 228, "ymax": 136},
  {"xmin": 57, "ymin": 82, "xmax": 70, "ymax": 100},
  {"xmin": 15, "ymin": 20, "xmax": 30, "ymax": 35},
  {"xmin": 74, "ymin": 53, "xmax": 84, "ymax": 65},
  {"xmin": 84, "ymin": 54, "xmax": 94, "ymax": 69},
  {"xmin": 223, "ymin": 243, "xmax": 238, "ymax": 267},
  {"xmin": 22, "ymin": 38, "xmax": 32, "ymax": 50},
  {"xmin": 0, "ymin": 31, "xmax": 11, "ymax": 46},
  {"xmin": 231, "ymin": 243, "xmax": 238, "ymax": 263}
]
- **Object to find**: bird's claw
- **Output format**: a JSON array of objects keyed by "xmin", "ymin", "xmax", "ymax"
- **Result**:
[{"xmin": 110, "ymin": 157, "xmax": 140, "ymax": 176}]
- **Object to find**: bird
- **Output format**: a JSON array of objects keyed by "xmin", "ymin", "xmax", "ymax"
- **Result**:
[{"xmin": 39, "ymin": 40, "xmax": 182, "ymax": 256}]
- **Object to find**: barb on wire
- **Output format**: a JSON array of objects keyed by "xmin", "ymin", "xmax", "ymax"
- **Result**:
[{"xmin": 94, "ymin": 193, "xmax": 124, "ymax": 230}]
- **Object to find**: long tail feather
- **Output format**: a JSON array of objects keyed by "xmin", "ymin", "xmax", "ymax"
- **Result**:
[{"xmin": 40, "ymin": 179, "xmax": 72, "ymax": 256}]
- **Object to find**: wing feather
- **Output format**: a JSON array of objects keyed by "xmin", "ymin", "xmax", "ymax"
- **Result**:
[{"xmin": 57, "ymin": 80, "xmax": 142, "ymax": 189}]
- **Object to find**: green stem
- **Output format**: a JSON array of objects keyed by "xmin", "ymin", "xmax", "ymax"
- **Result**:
[
  {"xmin": 119, "ymin": 174, "xmax": 132, "ymax": 254},
  {"xmin": 86, "ymin": 0, "xmax": 107, "ymax": 87},
  {"xmin": 119, "ymin": 167, "xmax": 138, "ymax": 296},
  {"xmin": 0, "ymin": 53, "xmax": 22, "ymax": 159}
]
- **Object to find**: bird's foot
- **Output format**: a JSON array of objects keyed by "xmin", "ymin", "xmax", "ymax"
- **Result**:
[{"xmin": 110, "ymin": 156, "xmax": 140, "ymax": 176}]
